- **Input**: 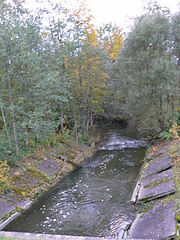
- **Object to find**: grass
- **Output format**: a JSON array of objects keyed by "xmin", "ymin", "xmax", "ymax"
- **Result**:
[{"xmin": 0, "ymin": 237, "xmax": 16, "ymax": 240}]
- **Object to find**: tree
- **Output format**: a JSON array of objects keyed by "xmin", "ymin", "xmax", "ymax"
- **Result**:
[
  {"xmin": 172, "ymin": 12, "xmax": 180, "ymax": 65},
  {"xmin": 171, "ymin": 11, "xmax": 180, "ymax": 108},
  {"xmin": 65, "ymin": 5, "xmax": 109, "ymax": 134},
  {"xmin": 110, "ymin": 11, "xmax": 179, "ymax": 136},
  {"xmin": 98, "ymin": 23, "xmax": 123, "ymax": 61}
]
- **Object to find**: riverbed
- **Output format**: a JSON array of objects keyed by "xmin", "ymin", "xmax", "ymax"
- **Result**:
[{"xmin": 5, "ymin": 124, "xmax": 147, "ymax": 237}]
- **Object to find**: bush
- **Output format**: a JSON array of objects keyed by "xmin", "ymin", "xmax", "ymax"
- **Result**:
[
  {"xmin": 158, "ymin": 130, "xmax": 173, "ymax": 140},
  {"xmin": 0, "ymin": 161, "xmax": 12, "ymax": 194}
]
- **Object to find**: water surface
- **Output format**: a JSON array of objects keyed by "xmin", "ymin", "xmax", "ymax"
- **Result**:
[{"xmin": 5, "ymin": 124, "xmax": 147, "ymax": 237}]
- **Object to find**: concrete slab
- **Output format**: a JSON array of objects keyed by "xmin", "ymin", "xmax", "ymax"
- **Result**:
[
  {"xmin": 142, "ymin": 168, "xmax": 174, "ymax": 187},
  {"xmin": 138, "ymin": 178, "xmax": 175, "ymax": 202},
  {"xmin": 0, "ymin": 200, "xmax": 15, "ymax": 219},
  {"xmin": 129, "ymin": 201, "xmax": 176, "ymax": 239},
  {"xmin": 0, "ymin": 231, "xmax": 105, "ymax": 240},
  {"xmin": 0, "ymin": 212, "xmax": 21, "ymax": 231},
  {"xmin": 150, "ymin": 146, "xmax": 171, "ymax": 159},
  {"xmin": 0, "ymin": 199, "xmax": 34, "ymax": 231},
  {"xmin": 146, "ymin": 152, "xmax": 165, "ymax": 162},
  {"xmin": 38, "ymin": 158, "xmax": 61, "ymax": 177},
  {"xmin": 131, "ymin": 179, "xmax": 141, "ymax": 203},
  {"xmin": 143, "ymin": 155, "xmax": 172, "ymax": 178}
]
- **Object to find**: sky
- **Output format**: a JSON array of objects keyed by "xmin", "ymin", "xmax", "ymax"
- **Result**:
[
  {"xmin": 25, "ymin": 0, "xmax": 180, "ymax": 31},
  {"xmin": 86, "ymin": 0, "xmax": 180, "ymax": 29}
]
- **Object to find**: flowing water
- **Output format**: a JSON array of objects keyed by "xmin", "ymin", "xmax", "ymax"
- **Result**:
[{"xmin": 5, "ymin": 124, "xmax": 147, "ymax": 237}]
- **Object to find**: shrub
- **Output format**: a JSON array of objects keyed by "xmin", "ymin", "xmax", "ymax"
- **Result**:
[
  {"xmin": 158, "ymin": 130, "xmax": 173, "ymax": 140},
  {"xmin": 0, "ymin": 161, "xmax": 12, "ymax": 194}
]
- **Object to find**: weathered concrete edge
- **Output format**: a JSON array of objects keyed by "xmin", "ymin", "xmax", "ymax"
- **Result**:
[
  {"xmin": 128, "ymin": 200, "xmax": 176, "ymax": 240},
  {"xmin": 131, "ymin": 179, "xmax": 141, "ymax": 203},
  {"xmin": 0, "ymin": 231, "xmax": 106, "ymax": 240},
  {"xmin": 0, "ymin": 139, "xmax": 95, "ymax": 232},
  {"xmin": 0, "ymin": 167, "xmax": 82, "ymax": 231},
  {"xmin": 0, "ymin": 212, "xmax": 20, "ymax": 231},
  {"xmin": 0, "ymin": 164, "xmax": 85, "ymax": 230},
  {"xmin": 0, "ymin": 155, "xmax": 90, "ymax": 231},
  {"xmin": 128, "ymin": 145, "xmax": 177, "ymax": 239},
  {"xmin": 131, "ymin": 152, "xmax": 173, "ymax": 203},
  {"xmin": 0, "ymin": 200, "xmax": 33, "ymax": 230},
  {"xmin": 137, "ymin": 188, "xmax": 176, "ymax": 203},
  {"xmin": 131, "ymin": 162, "xmax": 146, "ymax": 203}
]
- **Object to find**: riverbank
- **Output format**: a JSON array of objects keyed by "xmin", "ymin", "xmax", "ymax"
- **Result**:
[
  {"xmin": 0, "ymin": 130, "xmax": 95, "ymax": 231},
  {"xmin": 1, "ymin": 124, "xmax": 180, "ymax": 239},
  {"xmin": 128, "ymin": 136, "xmax": 180, "ymax": 239},
  {"xmin": 0, "ymin": 123, "xmax": 147, "ymax": 238}
]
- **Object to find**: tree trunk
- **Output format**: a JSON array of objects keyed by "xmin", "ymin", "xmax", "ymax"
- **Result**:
[
  {"xmin": 35, "ymin": 108, "xmax": 40, "ymax": 142},
  {"xmin": 7, "ymin": 75, "xmax": 19, "ymax": 155},
  {"xmin": 60, "ymin": 58, "xmax": 66, "ymax": 130},
  {"xmin": 60, "ymin": 103, "xmax": 64, "ymax": 130},
  {"xmin": 23, "ymin": 66, "xmax": 29, "ymax": 147},
  {"xmin": 79, "ymin": 62, "xmax": 85, "ymax": 131},
  {"xmin": 72, "ymin": 98, "xmax": 78, "ymax": 141},
  {"xmin": 0, "ymin": 103, "xmax": 12, "ymax": 149},
  {"xmin": 24, "ymin": 125, "xmax": 29, "ymax": 146},
  {"xmin": 90, "ymin": 107, "xmax": 93, "ymax": 126},
  {"xmin": 85, "ymin": 62, "xmax": 90, "ymax": 132},
  {"xmin": 89, "ymin": 85, "xmax": 93, "ymax": 126}
]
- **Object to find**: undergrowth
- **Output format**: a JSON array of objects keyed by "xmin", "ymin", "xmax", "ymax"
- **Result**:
[
  {"xmin": 0, "ymin": 127, "xmax": 89, "ymax": 166},
  {"xmin": 0, "ymin": 161, "xmax": 12, "ymax": 194}
]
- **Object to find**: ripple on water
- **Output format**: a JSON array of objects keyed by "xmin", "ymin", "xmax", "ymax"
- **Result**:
[
  {"xmin": 4, "ymin": 125, "xmax": 147, "ymax": 237},
  {"xmin": 101, "ymin": 135, "xmax": 147, "ymax": 151}
]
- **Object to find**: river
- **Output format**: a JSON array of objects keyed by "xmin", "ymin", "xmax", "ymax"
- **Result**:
[{"xmin": 5, "ymin": 123, "xmax": 147, "ymax": 238}]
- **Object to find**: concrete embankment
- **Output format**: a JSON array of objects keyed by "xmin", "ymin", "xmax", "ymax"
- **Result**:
[
  {"xmin": 128, "ymin": 138, "xmax": 180, "ymax": 239},
  {"xmin": 0, "ymin": 231, "xmax": 105, "ymax": 240},
  {"xmin": 0, "ymin": 139, "xmax": 94, "ymax": 232}
]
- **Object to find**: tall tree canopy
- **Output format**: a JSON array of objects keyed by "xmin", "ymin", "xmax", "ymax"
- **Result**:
[
  {"xmin": 0, "ymin": 0, "xmax": 179, "ymax": 164},
  {"xmin": 109, "ymin": 9, "xmax": 179, "ymax": 136}
]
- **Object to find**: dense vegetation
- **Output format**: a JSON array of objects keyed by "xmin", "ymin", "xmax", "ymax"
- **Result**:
[
  {"xmin": 109, "ymin": 4, "xmax": 180, "ymax": 136},
  {"xmin": 0, "ymin": 0, "xmax": 179, "ymax": 164}
]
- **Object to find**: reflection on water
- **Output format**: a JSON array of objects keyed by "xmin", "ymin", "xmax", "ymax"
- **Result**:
[{"xmin": 5, "ymin": 124, "xmax": 147, "ymax": 237}]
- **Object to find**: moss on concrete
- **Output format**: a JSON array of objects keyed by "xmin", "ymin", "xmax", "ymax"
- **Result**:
[
  {"xmin": 176, "ymin": 210, "xmax": 180, "ymax": 223},
  {"xmin": 0, "ymin": 132, "xmax": 94, "ymax": 228},
  {"xmin": 135, "ymin": 139, "xmax": 178, "ymax": 230},
  {"xmin": 144, "ymin": 177, "xmax": 172, "ymax": 189}
]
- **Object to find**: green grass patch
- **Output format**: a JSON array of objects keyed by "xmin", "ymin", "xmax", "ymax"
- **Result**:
[{"xmin": 0, "ymin": 237, "xmax": 16, "ymax": 240}]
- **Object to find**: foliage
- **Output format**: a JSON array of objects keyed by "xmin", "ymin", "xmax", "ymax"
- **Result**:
[
  {"xmin": 98, "ymin": 23, "xmax": 123, "ymax": 60},
  {"xmin": 0, "ymin": 161, "xmax": 12, "ymax": 194},
  {"xmin": 0, "ymin": 0, "xmax": 179, "ymax": 165},
  {"xmin": 158, "ymin": 130, "xmax": 173, "ymax": 140},
  {"xmin": 158, "ymin": 116, "xmax": 180, "ymax": 140},
  {"xmin": 108, "ymin": 7, "xmax": 180, "ymax": 137},
  {"xmin": 0, "ymin": 0, "xmax": 116, "ymax": 164},
  {"xmin": 171, "ymin": 12, "xmax": 180, "ymax": 64},
  {"xmin": 57, "ymin": 128, "xmax": 71, "ymax": 143},
  {"xmin": 169, "ymin": 122, "xmax": 180, "ymax": 140},
  {"xmin": 78, "ymin": 131, "xmax": 90, "ymax": 145}
]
